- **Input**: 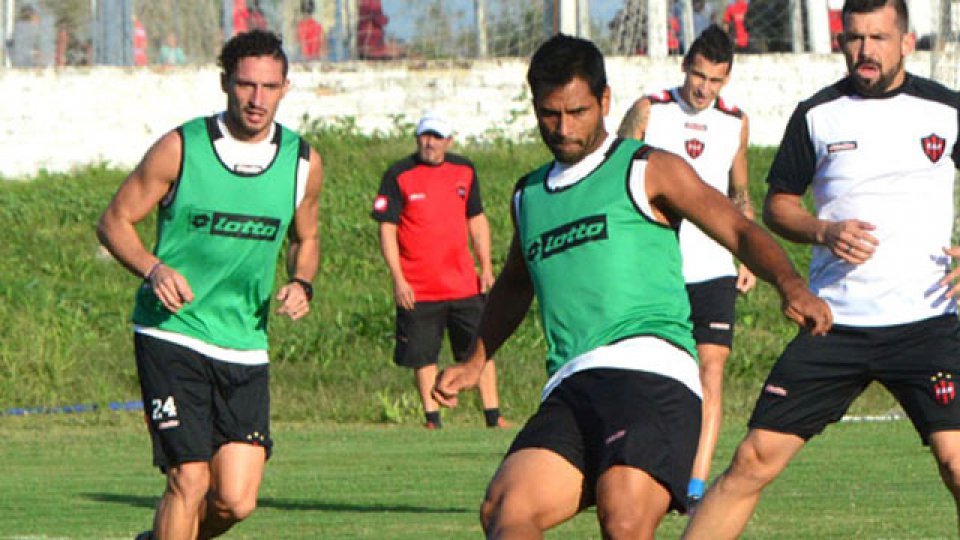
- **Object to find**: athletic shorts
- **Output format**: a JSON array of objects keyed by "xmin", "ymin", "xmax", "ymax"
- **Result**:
[
  {"xmin": 394, "ymin": 294, "xmax": 484, "ymax": 369},
  {"xmin": 685, "ymin": 276, "xmax": 738, "ymax": 347},
  {"xmin": 506, "ymin": 368, "xmax": 702, "ymax": 513},
  {"xmin": 750, "ymin": 315, "xmax": 960, "ymax": 444},
  {"xmin": 134, "ymin": 333, "xmax": 272, "ymax": 470}
]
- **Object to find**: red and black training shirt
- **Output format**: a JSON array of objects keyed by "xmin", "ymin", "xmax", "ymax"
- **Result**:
[{"xmin": 371, "ymin": 153, "xmax": 484, "ymax": 301}]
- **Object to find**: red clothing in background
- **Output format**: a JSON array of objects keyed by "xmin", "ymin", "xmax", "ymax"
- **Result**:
[
  {"xmin": 298, "ymin": 17, "xmax": 324, "ymax": 59},
  {"xmin": 724, "ymin": 0, "xmax": 749, "ymax": 49}
]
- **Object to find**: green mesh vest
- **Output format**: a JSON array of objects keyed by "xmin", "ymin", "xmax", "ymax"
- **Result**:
[
  {"xmin": 515, "ymin": 138, "xmax": 697, "ymax": 376},
  {"xmin": 132, "ymin": 116, "xmax": 300, "ymax": 350}
]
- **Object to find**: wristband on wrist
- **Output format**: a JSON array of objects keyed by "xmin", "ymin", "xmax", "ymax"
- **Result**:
[
  {"xmin": 145, "ymin": 261, "xmax": 164, "ymax": 281},
  {"xmin": 289, "ymin": 277, "xmax": 314, "ymax": 301}
]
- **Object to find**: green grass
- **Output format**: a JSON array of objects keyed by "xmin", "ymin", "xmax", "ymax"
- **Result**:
[
  {"xmin": 0, "ymin": 414, "xmax": 953, "ymax": 539},
  {"xmin": 0, "ymin": 130, "xmax": 900, "ymax": 424}
]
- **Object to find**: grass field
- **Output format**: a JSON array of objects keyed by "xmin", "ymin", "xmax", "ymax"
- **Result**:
[
  {"xmin": 0, "ymin": 413, "xmax": 954, "ymax": 539},
  {"xmin": 0, "ymin": 125, "xmax": 942, "ymax": 538}
]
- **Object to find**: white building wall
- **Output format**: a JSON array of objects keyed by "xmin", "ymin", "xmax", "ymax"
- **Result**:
[{"xmin": 0, "ymin": 52, "xmax": 940, "ymax": 179}]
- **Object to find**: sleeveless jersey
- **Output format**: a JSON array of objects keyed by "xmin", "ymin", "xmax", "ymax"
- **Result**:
[
  {"xmin": 643, "ymin": 87, "xmax": 744, "ymax": 283},
  {"xmin": 514, "ymin": 138, "xmax": 697, "ymax": 376},
  {"xmin": 768, "ymin": 74, "xmax": 960, "ymax": 326},
  {"xmin": 133, "ymin": 116, "xmax": 301, "ymax": 350}
]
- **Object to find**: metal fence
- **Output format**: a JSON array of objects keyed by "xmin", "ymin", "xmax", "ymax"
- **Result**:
[{"xmin": 2, "ymin": 0, "xmax": 959, "ymax": 68}]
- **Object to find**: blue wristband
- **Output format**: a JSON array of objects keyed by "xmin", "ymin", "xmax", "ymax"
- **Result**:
[{"xmin": 687, "ymin": 478, "xmax": 706, "ymax": 498}]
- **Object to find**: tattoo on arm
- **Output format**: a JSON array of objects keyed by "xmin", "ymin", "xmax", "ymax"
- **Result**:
[
  {"xmin": 617, "ymin": 101, "xmax": 648, "ymax": 139},
  {"xmin": 732, "ymin": 185, "xmax": 754, "ymax": 218}
]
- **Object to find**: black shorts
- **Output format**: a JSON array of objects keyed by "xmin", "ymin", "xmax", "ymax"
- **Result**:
[
  {"xmin": 506, "ymin": 368, "xmax": 701, "ymax": 513},
  {"xmin": 685, "ymin": 276, "xmax": 738, "ymax": 347},
  {"xmin": 394, "ymin": 294, "xmax": 484, "ymax": 369},
  {"xmin": 750, "ymin": 315, "xmax": 960, "ymax": 444},
  {"xmin": 135, "ymin": 333, "xmax": 272, "ymax": 470}
]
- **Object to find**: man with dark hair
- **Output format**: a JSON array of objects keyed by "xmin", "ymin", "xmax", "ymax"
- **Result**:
[
  {"xmin": 683, "ymin": 1, "xmax": 960, "ymax": 537},
  {"xmin": 97, "ymin": 30, "xmax": 322, "ymax": 540},
  {"xmin": 618, "ymin": 23, "xmax": 755, "ymax": 507},
  {"xmin": 433, "ymin": 33, "xmax": 830, "ymax": 539}
]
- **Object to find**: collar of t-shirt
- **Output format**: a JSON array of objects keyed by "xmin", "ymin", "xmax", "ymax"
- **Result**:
[
  {"xmin": 547, "ymin": 132, "xmax": 614, "ymax": 190},
  {"xmin": 213, "ymin": 112, "xmax": 278, "ymax": 174},
  {"xmin": 670, "ymin": 86, "xmax": 712, "ymax": 114}
]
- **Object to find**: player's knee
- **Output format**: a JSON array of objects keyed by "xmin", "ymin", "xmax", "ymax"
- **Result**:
[
  {"xmin": 211, "ymin": 492, "xmax": 258, "ymax": 523},
  {"xmin": 598, "ymin": 512, "xmax": 654, "ymax": 540},
  {"xmin": 166, "ymin": 464, "xmax": 211, "ymax": 503},
  {"xmin": 727, "ymin": 438, "xmax": 784, "ymax": 487},
  {"xmin": 479, "ymin": 489, "xmax": 503, "ymax": 534}
]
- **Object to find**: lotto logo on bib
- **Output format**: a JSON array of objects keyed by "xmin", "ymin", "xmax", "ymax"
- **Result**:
[
  {"xmin": 189, "ymin": 210, "xmax": 281, "ymax": 241},
  {"xmin": 526, "ymin": 215, "xmax": 608, "ymax": 262}
]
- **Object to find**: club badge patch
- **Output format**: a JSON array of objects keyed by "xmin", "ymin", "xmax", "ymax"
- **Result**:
[
  {"xmin": 921, "ymin": 133, "xmax": 946, "ymax": 163},
  {"xmin": 931, "ymin": 372, "xmax": 956, "ymax": 405},
  {"xmin": 685, "ymin": 138, "xmax": 705, "ymax": 159}
]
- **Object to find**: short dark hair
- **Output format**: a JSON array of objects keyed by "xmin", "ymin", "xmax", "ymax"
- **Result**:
[
  {"xmin": 527, "ymin": 34, "xmax": 607, "ymax": 103},
  {"xmin": 842, "ymin": 0, "xmax": 908, "ymax": 33},
  {"xmin": 218, "ymin": 30, "xmax": 288, "ymax": 79},
  {"xmin": 683, "ymin": 24, "xmax": 733, "ymax": 71}
]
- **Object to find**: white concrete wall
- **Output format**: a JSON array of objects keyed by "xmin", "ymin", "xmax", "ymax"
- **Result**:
[{"xmin": 0, "ymin": 52, "xmax": 938, "ymax": 179}]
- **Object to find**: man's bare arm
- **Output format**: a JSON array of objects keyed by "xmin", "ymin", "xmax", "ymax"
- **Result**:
[
  {"xmin": 617, "ymin": 97, "xmax": 652, "ymax": 140},
  {"xmin": 646, "ymin": 150, "xmax": 832, "ymax": 334},
  {"xmin": 728, "ymin": 113, "xmax": 754, "ymax": 220},
  {"xmin": 277, "ymin": 147, "xmax": 323, "ymax": 320},
  {"xmin": 433, "ymin": 233, "xmax": 534, "ymax": 407}
]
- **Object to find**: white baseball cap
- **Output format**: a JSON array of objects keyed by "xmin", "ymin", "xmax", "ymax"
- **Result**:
[{"xmin": 415, "ymin": 112, "xmax": 452, "ymax": 138}]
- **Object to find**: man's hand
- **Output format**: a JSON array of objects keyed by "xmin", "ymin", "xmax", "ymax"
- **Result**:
[
  {"xmin": 938, "ymin": 246, "xmax": 960, "ymax": 299},
  {"xmin": 149, "ymin": 264, "xmax": 194, "ymax": 313},
  {"xmin": 736, "ymin": 263, "xmax": 756, "ymax": 293},
  {"xmin": 276, "ymin": 282, "xmax": 311, "ymax": 320},
  {"xmin": 820, "ymin": 219, "xmax": 878, "ymax": 265},
  {"xmin": 432, "ymin": 358, "xmax": 485, "ymax": 408},
  {"xmin": 779, "ymin": 279, "xmax": 832, "ymax": 336},
  {"xmin": 479, "ymin": 270, "xmax": 496, "ymax": 294},
  {"xmin": 393, "ymin": 277, "xmax": 415, "ymax": 310}
]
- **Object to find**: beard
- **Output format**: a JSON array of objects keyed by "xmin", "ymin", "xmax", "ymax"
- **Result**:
[
  {"xmin": 541, "ymin": 128, "xmax": 605, "ymax": 165},
  {"xmin": 851, "ymin": 57, "xmax": 904, "ymax": 97}
]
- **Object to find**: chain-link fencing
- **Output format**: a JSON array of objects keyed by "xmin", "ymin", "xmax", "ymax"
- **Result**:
[{"xmin": 2, "ymin": 1, "xmax": 959, "ymax": 70}]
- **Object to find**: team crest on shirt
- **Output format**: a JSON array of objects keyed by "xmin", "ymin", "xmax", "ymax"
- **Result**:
[
  {"xmin": 921, "ymin": 133, "xmax": 946, "ymax": 163},
  {"xmin": 685, "ymin": 138, "xmax": 705, "ymax": 159},
  {"xmin": 931, "ymin": 372, "xmax": 956, "ymax": 405},
  {"xmin": 457, "ymin": 185, "xmax": 467, "ymax": 199}
]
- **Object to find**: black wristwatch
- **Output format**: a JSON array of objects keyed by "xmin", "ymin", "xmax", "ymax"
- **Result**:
[{"xmin": 289, "ymin": 277, "xmax": 314, "ymax": 301}]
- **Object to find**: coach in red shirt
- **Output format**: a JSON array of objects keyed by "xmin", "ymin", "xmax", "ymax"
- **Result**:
[{"xmin": 372, "ymin": 112, "xmax": 507, "ymax": 429}]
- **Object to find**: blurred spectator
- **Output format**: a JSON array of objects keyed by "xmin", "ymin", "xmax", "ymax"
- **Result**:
[
  {"xmin": 297, "ymin": 0, "xmax": 326, "ymax": 61},
  {"xmin": 692, "ymin": 0, "xmax": 717, "ymax": 38},
  {"xmin": 674, "ymin": 0, "xmax": 717, "ymax": 52},
  {"xmin": 249, "ymin": 1, "xmax": 269, "ymax": 31},
  {"xmin": 233, "ymin": 0, "xmax": 250, "ymax": 34},
  {"xmin": 828, "ymin": 0, "xmax": 843, "ymax": 51},
  {"xmin": 357, "ymin": 0, "xmax": 403, "ymax": 59},
  {"xmin": 723, "ymin": 0, "xmax": 750, "ymax": 51},
  {"xmin": 669, "ymin": 1, "xmax": 682, "ymax": 54},
  {"xmin": 11, "ymin": 4, "xmax": 46, "ymax": 67},
  {"xmin": 133, "ymin": 15, "xmax": 148, "ymax": 66},
  {"xmin": 745, "ymin": 0, "xmax": 792, "ymax": 52},
  {"xmin": 159, "ymin": 31, "xmax": 187, "ymax": 66}
]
